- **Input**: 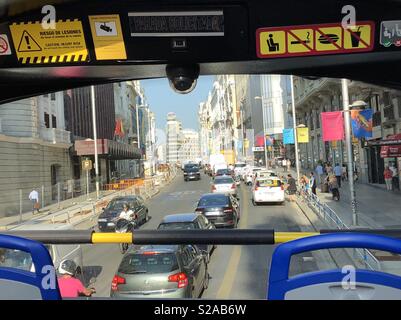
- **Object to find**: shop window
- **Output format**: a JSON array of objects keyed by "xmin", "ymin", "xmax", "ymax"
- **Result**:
[{"xmin": 44, "ymin": 112, "xmax": 50, "ymax": 128}]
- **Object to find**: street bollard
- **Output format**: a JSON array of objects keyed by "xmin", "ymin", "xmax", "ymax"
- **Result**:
[{"xmin": 19, "ymin": 189, "xmax": 22, "ymax": 224}]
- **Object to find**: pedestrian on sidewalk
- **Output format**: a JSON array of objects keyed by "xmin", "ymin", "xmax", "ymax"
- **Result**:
[
  {"xmin": 316, "ymin": 162, "xmax": 324, "ymax": 185},
  {"xmin": 328, "ymin": 174, "xmax": 340, "ymax": 201},
  {"xmin": 309, "ymin": 172, "xmax": 317, "ymax": 195},
  {"xmin": 286, "ymin": 159, "xmax": 291, "ymax": 172},
  {"xmin": 334, "ymin": 163, "xmax": 342, "ymax": 188},
  {"xmin": 325, "ymin": 163, "xmax": 333, "ymax": 176},
  {"xmin": 390, "ymin": 163, "xmax": 399, "ymax": 191},
  {"xmin": 286, "ymin": 174, "xmax": 297, "ymax": 202},
  {"xmin": 299, "ymin": 175, "xmax": 309, "ymax": 196},
  {"xmin": 28, "ymin": 189, "xmax": 40, "ymax": 214},
  {"xmin": 282, "ymin": 158, "xmax": 287, "ymax": 172},
  {"xmin": 342, "ymin": 164, "xmax": 347, "ymax": 181},
  {"xmin": 384, "ymin": 166, "xmax": 393, "ymax": 191}
]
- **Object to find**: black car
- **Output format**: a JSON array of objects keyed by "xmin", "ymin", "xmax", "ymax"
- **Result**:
[
  {"xmin": 98, "ymin": 195, "xmax": 149, "ymax": 231},
  {"xmin": 157, "ymin": 213, "xmax": 216, "ymax": 257},
  {"xmin": 195, "ymin": 193, "xmax": 240, "ymax": 228},
  {"xmin": 184, "ymin": 166, "xmax": 201, "ymax": 181}
]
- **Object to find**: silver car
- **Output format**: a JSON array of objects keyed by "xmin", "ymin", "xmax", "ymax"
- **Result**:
[
  {"xmin": 111, "ymin": 245, "xmax": 209, "ymax": 299},
  {"xmin": 211, "ymin": 175, "xmax": 238, "ymax": 198}
]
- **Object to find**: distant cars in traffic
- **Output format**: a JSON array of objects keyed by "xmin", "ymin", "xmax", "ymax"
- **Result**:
[
  {"xmin": 245, "ymin": 167, "xmax": 263, "ymax": 185},
  {"xmin": 157, "ymin": 213, "xmax": 216, "ymax": 257},
  {"xmin": 195, "ymin": 193, "xmax": 240, "ymax": 228},
  {"xmin": 183, "ymin": 165, "xmax": 201, "ymax": 181},
  {"xmin": 211, "ymin": 175, "xmax": 238, "ymax": 198},
  {"xmin": 98, "ymin": 196, "xmax": 149, "ymax": 231},
  {"xmin": 214, "ymin": 168, "xmax": 231, "ymax": 177},
  {"xmin": 252, "ymin": 177, "xmax": 285, "ymax": 205},
  {"xmin": 111, "ymin": 244, "xmax": 209, "ymax": 299}
]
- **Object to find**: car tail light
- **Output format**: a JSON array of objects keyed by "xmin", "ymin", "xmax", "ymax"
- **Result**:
[
  {"xmin": 111, "ymin": 275, "xmax": 126, "ymax": 291},
  {"xmin": 168, "ymin": 272, "xmax": 188, "ymax": 288},
  {"xmin": 231, "ymin": 184, "xmax": 236, "ymax": 189},
  {"xmin": 223, "ymin": 208, "xmax": 233, "ymax": 213},
  {"xmin": 211, "ymin": 185, "xmax": 216, "ymax": 191},
  {"xmin": 143, "ymin": 251, "xmax": 157, "ymax": 255}
]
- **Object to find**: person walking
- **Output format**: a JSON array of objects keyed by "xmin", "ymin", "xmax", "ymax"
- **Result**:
[
  {"xmin": 328, "ymin": 174, "xmax": 340, "ymax": 201},
  {"xmin": 334, "ymin": 163, "xmax": 342, "ymax": 188},
  {"xmin": 316, "ymin": 162, "xmax": 324, "ymax": 185},
  {"xmin": 342, "ymin": 164, "xmax": 348, "ymax": 181},
  {"xmin": 310, "ymin": 172, "xmax": 317, "ymax": 195},
  {"xmin": 286, "ymin": 174, "xmax": 297, "ymax": 202},
  {"xmin": 389, "ymin": 163, "xmax": 399, "ymax": 191},
  {"xmin": 384, "ymin": 166, "xmax": 393, "ymax": 191},
  {"xmin": 286, "ymin": 159, "xmax": 291, "ymax": 172},
  {"xmin": 282, "ymin": 158, "xmax": 287, "ymax": 172},
  {"xmin": 28, "ymin": 189, "xmax": 40, "ymax": 214}
]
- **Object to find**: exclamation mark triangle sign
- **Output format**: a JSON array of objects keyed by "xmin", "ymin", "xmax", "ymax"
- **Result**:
[{"xmin": 17, "ymin": 30, "xmax": 42, "ymax": 52}]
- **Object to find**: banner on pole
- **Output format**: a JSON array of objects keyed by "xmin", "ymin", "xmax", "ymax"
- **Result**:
[
  {"xmin": 321, "ymin": 111, "xmax": 344, "ymax": 141},
  {"xmin": 256, "ymin": 135, "xmax": 264, "ymax": 147},
  {"xmin": 351, "ymin": 108, "xmax": 373, "ymax": 138},
  {"xmin": 283, "ymin": 128, "xmax": 295, "ymax": 144},
  {"xmin": 297, "ymin": 127, "xmax": 309, "ymax": 143}
]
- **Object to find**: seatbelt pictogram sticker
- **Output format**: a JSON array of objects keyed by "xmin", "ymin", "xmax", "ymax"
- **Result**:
[
  {"xmin": 256, "ymin": 21, "xmax": 374, "ymax": 59},
  {"xmin": 9, "ymin": 19, "xmax": 89, "ymax": 64}
]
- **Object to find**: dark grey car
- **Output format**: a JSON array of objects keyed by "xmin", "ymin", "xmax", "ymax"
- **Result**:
[
  {"xmin": 110, "ymin": 245, "xmax": 209, "ymax": 299},
  {"xmin": 98, "ymin": 196, "xmax": 149, "ymax": 231},
  {"xmin": 157, "ymin": 213, "xmax": 216, "ymax": 258}
]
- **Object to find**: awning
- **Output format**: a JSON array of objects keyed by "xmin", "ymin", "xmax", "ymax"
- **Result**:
[
  {"xmin": 74, "ymin": 139, "xmax": 141, "ymax": 160},
  {"xmin": 366, "ymin": 133, "xmax": 401, "ymax": 147},
  {"xmin": 380, "ymin": 145, "xmax": 401, "ymax": 158}
]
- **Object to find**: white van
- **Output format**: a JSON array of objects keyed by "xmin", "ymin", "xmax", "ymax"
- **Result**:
[{"xmin": 7, "ymin": 223, "xmax": 84, "ymax": 278}]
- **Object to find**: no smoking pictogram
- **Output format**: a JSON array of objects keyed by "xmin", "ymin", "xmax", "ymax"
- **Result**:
[{"xmin": 0, "ymin": 34, "xmax": 12, "ymax": 55}]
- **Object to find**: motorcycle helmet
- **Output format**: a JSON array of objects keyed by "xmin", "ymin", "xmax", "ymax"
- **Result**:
[{"xmin": 58, "ymin": 259, "xmax": 77, "ymax": 276}]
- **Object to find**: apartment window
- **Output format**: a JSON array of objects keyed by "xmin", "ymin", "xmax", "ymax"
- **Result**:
[
  {"xmin": 52, "ymin": 115, "xmax": 57, "ymax": 129},
  {"xmin": 44, "ymin": 112, "xmax": 50, "ymax": 128},
  {"xmin": 51, "ymin": 92, "xmax": 56, "ymax": 101},
  {"xmin": 382, "ymin": 92, "xmax": 391, "ymax": 106},
  {"xmin": 370, "ymin": 94, "xmax": 380, "ymax": 112},
  {"xmin": 43, "ymin": 94, "xmax": 48, "ymax": 98}
]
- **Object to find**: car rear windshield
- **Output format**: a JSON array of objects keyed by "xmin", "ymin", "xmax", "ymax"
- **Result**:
[
  {"xmin": 198, "ymin": 196, "xmax": 229, "ymax": 206},
  {"xmin": 106, "ymin": 199, "xmax": 129, "ymax": 210},
  {"xmin": 158, "ymin": 222, "xmax": 197, "ymax": 230},
  {"xmin": 235, "ymin": 164, "xmax": 246, "ymax": 168},
  {"xmin": 118, "ymin": 252, "xmax": 179, "ymax": 274},
  {"xmin": 217, "ymin": 169, "xmax": 229, "ymax": 174},
  {"xmin": 257, "ymin": 179, "xmax": 281, "ymax": 187},
  {"xmin": 186, "ymin": 168, "xmax": 199, "ymax": 172},
  {"xmin": 214, "ymin": 177, "xmax": 234, "ymax": 184}
]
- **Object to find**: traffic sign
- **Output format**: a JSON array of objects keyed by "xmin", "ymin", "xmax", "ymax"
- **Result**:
[
  {"xmin": 82, "ymin": 159, "xmax": 93, "ymax": 170},
  {"xmin": 256, "ymin": 21, "xmax": 374, "ymax": 59}
]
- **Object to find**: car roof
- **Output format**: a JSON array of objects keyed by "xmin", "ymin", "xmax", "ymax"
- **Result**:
[
  {"xmin": 214, "ymin": 175, "xmax": 233, "ymax": 179},
  {"xmin": 161, "ymin": 213, "xmax": 199, "ymax": 223},
  {"xmin": 127, "ymin": 245, "xmax": 180, "ymax": 254},
  {"xmin": 200, "ymin": 193, "xmax": 229, "ymax": 199}
]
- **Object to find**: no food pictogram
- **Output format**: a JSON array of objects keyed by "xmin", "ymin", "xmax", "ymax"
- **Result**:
[
  {"xmin": 0, "ymin": 34, "xmax": 12, "ymax": 55},
  {"xmin": 256, "ymin": 21, "xmax": 374, "ymax": 59}
]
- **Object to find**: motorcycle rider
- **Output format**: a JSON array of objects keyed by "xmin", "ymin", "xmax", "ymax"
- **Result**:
[
  {"xmin": 118, "ymin": 203, "xmax": 136, "ymax": 221},
  {"xmin": 57, "ymin": 259, "xmax": 95, "ymax": 298}
]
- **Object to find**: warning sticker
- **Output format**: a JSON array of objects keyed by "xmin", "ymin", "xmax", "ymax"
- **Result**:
[
  {"xmin": 0, "ymin": 34, "xmax": 12, "ymax": 55},
  {"xmin": 256, "ymin": 21, "xmax": 374, "ymax": 59},
  {"xmin": 88, "ymin": 14, "xmax": 126, "ymax": 60},
  {"xmin": 9, "ymin": 19, "xmax": 88, "ymax": 64}
]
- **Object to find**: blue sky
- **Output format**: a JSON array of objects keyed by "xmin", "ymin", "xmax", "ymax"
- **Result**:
[{"xmin": 141, "ymin": 76, "xmax": 214, "ymax": 131}]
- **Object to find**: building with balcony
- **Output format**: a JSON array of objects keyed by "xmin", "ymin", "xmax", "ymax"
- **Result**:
[
  {"xmin": 293, "ymin": 77, "xmax": 401, "ymax": 186},
  {"xmin": 180, "ymin": 129, "xmax": 201, "ymax": 164},
  {"xmin": 0, "ymin": 93, "xmax": 72, "ymax": 216},
  {"xmin": 166, "ymin": 113, "xmax": 183, "ymax": 164}
]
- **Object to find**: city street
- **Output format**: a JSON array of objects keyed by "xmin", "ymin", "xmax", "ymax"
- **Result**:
[{"xmin": 82, "ymin": 172, "xmax": 322, "ymax": 298}]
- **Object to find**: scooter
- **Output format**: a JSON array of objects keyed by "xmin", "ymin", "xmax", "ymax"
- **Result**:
[{"xmin": 115, "ymin": 218, "xmax": 136, "ymax": 254}]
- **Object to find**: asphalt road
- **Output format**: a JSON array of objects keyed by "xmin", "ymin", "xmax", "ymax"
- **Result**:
[{"xmin": 82, "ymin": 172, "xmax": 319, "ymax": 298}]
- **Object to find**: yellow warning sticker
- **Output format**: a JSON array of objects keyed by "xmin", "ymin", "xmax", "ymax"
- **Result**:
[
  {"xmin": 287, "ymin": 28, "xmax": 314, "ymax": 53},
  {"xmin": 343, "ymin": 23, "xmax": 373, "ymax": 49},
  {"xmin": 258, "ymin": 30, "xmax": 286, "ymax": 56},
  {"xmin": 9, "ymin": 19, "xmax": 88, "ymax": 64},
  {"xmin": 256, "ymin": 21, "xmax": 375, "ymax": 59},
  {"xmin": 88, "ymin": 14, "xmax": 127, "ymax": 60}
]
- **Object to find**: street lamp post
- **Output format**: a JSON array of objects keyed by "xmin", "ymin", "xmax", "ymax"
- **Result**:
[
  {"xmin": 341, "ymin": 79, "xmax": 366, "ymax": 226},
  {"xmin": 290, "ymin": 75, "xmax": 301, "ymax": 182},
  {"xmin": 255, "ymin": 96, "xmax": 269, "ymax": 169},
  {"xmin": 90, "ymin": 86, "xmax": 100, "ymax": 199}
]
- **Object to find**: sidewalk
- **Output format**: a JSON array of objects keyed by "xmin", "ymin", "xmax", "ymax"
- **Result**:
[
  {"xmin": 0, "ymin": 169, "xmax": 178, "ymax": 230},
  {"xmin": 280, "ymin": 167, "xmax": 401, "ymax": 229}
]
